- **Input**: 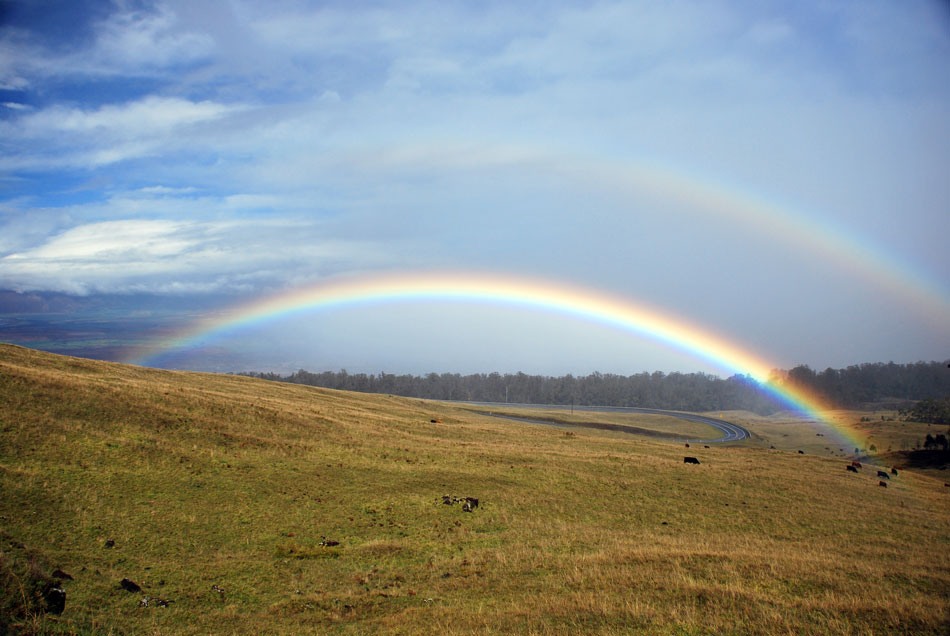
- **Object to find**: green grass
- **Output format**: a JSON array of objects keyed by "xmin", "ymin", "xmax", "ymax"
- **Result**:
[{"xmin": 1, "ymin": 344, "xmax": 948, "ymax": 635}]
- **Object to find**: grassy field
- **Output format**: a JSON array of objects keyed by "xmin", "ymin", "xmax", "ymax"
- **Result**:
[{"xmin": 1, "ymin": 344, "xmax": 948, "ymax": 635}]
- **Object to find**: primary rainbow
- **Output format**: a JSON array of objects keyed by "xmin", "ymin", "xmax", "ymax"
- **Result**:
[{"xmin": 130, "ymin": 270, "xmax": 860, "ymax": 441}]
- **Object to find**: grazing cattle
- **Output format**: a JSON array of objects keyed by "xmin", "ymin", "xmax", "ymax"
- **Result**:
[
  {"xmin": 462, "ymin": 497, "xmax": 478, "ymax": 512},
  {"xmin": 798, "ymin": 450, "xmax": 804, "ymax": 454},
  {"xmin": 685, "ymin": 443, "xmax": 690, "ymax": 448},
  {"xmin": 846, "ymin": 465, "xmax": 858, "ymax": 473},
  {"xmin": 877, "ymin": 470, "xmax": 890, "ymax": 479},
  {"xmin": 851, "ymin": 461, "xmax": 862, "ymax": 469},
  {"xmin": 120, "ymin": 578, "xmax": 142, "ymax": 593},
  {"xmin": 683, "ymin": 456, "xmax": 700, "ymax": 465},
  {"xmin": 319, "ymin": 536, "xmax": 340, "ymax": 547},
  {"xmin": 891, "ymin": 467, "xmax": 899, "ymax": 476},
  {"xmin": 879, "ymin": 481, "xmax": 888, "ymax": 488},
  {"xmin": 44, "ymin": 584, "xmax": 66, "ymax": 615}
]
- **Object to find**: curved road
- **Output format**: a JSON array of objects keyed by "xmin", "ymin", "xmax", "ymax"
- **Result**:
[{"xmin": 461, "ymin": 402, "xmax": 749, "ymax": 443}]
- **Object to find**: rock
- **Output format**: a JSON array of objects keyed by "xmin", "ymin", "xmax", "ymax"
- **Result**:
[{"xmin": 139, "ymin": 596, "xmax": 172, "ymax": 608}]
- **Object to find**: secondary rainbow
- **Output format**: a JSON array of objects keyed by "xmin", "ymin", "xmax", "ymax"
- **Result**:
[{"xmin": 130, "ymin": 271, "xmax": 861, "ymax": 441}]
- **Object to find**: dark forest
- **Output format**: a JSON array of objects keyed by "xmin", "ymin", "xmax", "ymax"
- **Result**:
[{"xmin": 243, "ymin": 360, "xmax": 950, "ymax": 416}]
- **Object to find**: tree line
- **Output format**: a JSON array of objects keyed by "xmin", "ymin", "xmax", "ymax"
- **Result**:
[
  {"xmin": 775, "ymin": 361, "xmax": 950, "ymax": 408},
  {"xmin": 242, "ymin": 360, "xmax": 949, "ymax": 415}
]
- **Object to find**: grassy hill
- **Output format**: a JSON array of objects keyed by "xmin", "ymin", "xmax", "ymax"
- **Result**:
[{"xmin": 1, "ymin": 344, "xmax": 948, "ymax": 635}]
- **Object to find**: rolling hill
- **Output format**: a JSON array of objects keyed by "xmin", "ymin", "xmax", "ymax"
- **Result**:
[{"xmin": 1, "ymin": 344, "xmax": 948, "ymax": 635}]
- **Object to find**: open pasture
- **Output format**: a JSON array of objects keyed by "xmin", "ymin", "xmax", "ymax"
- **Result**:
[{"xmin": 1, "ymin": 345, "xmax": 948, "ymax": 635}]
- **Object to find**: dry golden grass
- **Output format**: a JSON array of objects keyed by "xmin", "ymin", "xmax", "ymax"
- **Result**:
[{"xmin": 1, "ymin": 344, "xmax": 948, "ymax": 635}]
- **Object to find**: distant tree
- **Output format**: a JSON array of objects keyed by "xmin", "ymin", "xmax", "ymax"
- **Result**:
[{"xmin": 907, "ymin": 398, "xmax": 950, "ymax": 425}]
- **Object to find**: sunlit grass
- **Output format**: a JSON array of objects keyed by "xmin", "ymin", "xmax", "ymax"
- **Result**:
[{"xmin": 1, "ymin": 344, "xmax": 948, "ymax": 635}]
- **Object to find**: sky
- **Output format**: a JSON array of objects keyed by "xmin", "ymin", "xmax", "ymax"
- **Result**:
[{"xmin": 1, "ymin": 0, "xmax": 948, "ymax": 378}]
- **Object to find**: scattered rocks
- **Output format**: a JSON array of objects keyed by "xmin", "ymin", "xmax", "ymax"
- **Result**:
[
  {"xmin": 120, "ymin": 578, "xmax": 142, "ymax": 593},
  {"xmin": 139, "ymin": 596, "xmax": 172, "ymax": 608},
  {"xmin": 441, "ymin": 495, "xmax": 479, "ymax": 511}
]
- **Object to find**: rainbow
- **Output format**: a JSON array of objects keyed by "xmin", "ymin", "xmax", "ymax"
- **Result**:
[
  {"xmin": 357, "ymin": 143, "xmax": 950, "ymax": 328},
  {"xmin": 130, "ymin": 270, "xmax": 866, "ymax": 446}
]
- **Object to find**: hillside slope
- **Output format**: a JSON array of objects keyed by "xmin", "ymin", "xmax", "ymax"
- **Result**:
[{"xmin": 1, "ymin": 344, "xmax": 948, "ymax": 635}]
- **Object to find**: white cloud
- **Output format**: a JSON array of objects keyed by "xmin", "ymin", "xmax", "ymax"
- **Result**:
[
  {"xmin": 1, "ymin": 95, "xmax": 242, "ymax": 169},
  {"xmin": 89, "ymin": 2, "xmax": 214, "ymax": 73},
  {"xmin": 12, "ymin": 219, "xmax": 196, "ymax": 260},
  {"xmin": 0, "ymin": 206, "xmax": 403, "ymax": 295}
]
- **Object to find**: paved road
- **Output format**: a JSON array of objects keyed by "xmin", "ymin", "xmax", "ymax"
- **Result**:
[{"xmin": 460, "ymin": 402, "xmax": 750, "ymax": 443}]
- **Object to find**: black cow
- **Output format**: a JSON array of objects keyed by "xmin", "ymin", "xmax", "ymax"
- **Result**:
[
  {"xmin": 44, "ymin": 584, "xmax": 66, "ymax": 615},
  {"xmin": 879, "ymin": 481, "xmax": 888, "ymax": 488},
  {"xmin": 683, "ymin": 456, "xmax": 700, "ymax": 465},
  {"xmin": 877, "ymin": 470, "xmax": 890, "ymax": 479},
  {"xmin": 851, "ymin": 461, "xmax": 862, "ymax": 469},
  {"xmin": 891, "ymin": 467, "xmax": 899, "ymax": 476},
  {"xmin": 846, "ymin": 465, "xmax": 858, "ymax": 473}
]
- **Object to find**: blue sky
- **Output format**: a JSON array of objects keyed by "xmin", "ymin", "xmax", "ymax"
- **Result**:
[{"xmin": 1, "ymin": 0, "xmax": 948, "ymax": 376}]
